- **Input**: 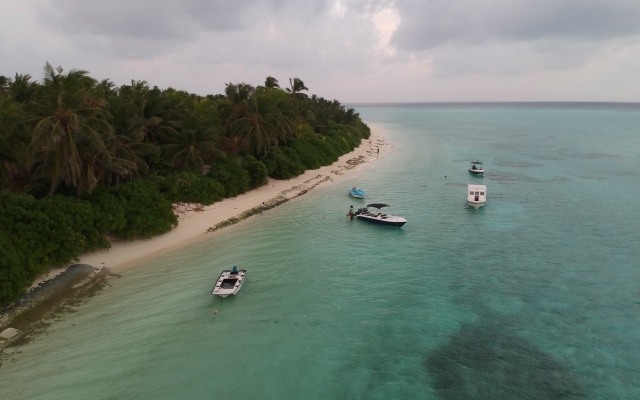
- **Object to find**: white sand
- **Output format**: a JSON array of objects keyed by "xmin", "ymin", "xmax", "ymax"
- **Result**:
[{"xmin": 31, "ymin": 127, "xmax": 387, "ymax": 286}]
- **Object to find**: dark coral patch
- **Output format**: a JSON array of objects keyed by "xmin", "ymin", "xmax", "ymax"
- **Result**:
[{"xmin": 425, "ymin": 322, "xmax": 584, "ymax": 400}]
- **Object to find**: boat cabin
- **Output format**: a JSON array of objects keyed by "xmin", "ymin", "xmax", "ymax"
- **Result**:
[
  {"xmin": 469, "ymin": 160, "xmax": 484, "ymax": 174},
  {"xmin": 467, "ymin": 184, "xmax": 487, "ymax": 209}
]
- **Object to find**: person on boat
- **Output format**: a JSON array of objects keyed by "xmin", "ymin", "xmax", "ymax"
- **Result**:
[
  {"xmin": 472, "ymin": 164, "xmax": 477, "ymax": 170},
  {"xmin": 347, "ymin": 205, "xmax": 354, "ymax": 220}
]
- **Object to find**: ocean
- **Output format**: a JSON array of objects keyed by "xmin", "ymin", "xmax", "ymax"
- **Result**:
[{"xmin": 1, "ymin": 103, "xmax": 640, "ymax": 399}]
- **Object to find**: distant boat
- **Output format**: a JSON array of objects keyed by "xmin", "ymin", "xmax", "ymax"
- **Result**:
[
  {"xmin": 467, "ymin": 184, "xmax": 487, "ymax": 209},
  {"xmin": 349, "ymin": 186, "xmax": 366, "ymax": 199},
  {"xmin": 354, "ymin": 203, "xmax": 407, "ymax": 227},
  {"xmin": 211, "ymin": 266, "xmax": 246, "ymax": 298},
  {"xmin": 468, "ymin": 160, "xmax": 484, "ymax": 175}
]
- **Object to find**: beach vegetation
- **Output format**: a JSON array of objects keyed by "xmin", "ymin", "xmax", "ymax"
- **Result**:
[
  {"xmin": 161, "ymin": 171, "xmax": 226, "ymax": 205},
  {"xmin": 0, "ymin": 64, "xmax": 370, "ymax": 308},
  {"xmin": 105, "ymin": 180, "xmax": 177, "ymax": 240},
  {"xmin": 0, "ymin": 190, "xmax": 109, "ymax": 305}
]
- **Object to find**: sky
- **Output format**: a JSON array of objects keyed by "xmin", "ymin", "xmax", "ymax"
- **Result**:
[{"xmin": 2, "ymin": 0, "xmax": 640, "ymax": 103}]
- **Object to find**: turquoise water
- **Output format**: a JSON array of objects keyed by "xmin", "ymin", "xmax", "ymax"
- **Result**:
[{"xmin": 2, "ymin": 103, "xmax": 640, "ymax": 399}]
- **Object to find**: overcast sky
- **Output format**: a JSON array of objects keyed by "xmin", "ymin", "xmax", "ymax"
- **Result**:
[{"xmin": 2, "ymin": 0, "xmax": 640, "ymax": 102}]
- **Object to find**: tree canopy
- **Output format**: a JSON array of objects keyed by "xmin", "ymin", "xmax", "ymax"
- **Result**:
[{"xmin": 0, "ymin": 63, "xmax": 371, "ymax": 307}]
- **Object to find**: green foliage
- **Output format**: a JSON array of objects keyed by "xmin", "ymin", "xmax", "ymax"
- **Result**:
[
  {"xmin": 163, "ymin": 171, "xmax": 225, "ymax": 205},
  {"xmin": 0, "ymin": 191, "xmax": 110, "ymax": 306},
  {"xmin": 207, "ymin": 159, "xmax": 251, "ymax": 197},
  {"xmin": 243, "ymin": 155, "xmax": 268, "ymax": 188},
  {"xmin": 258, "ymin": 123, "xmax": 369, "ymax": 180},
  {"xmin": 1, "ymin": 66, "xmax": 373, "ymax": 308},
  {"xmin": 145, "ymin": 153, "xmax": 174, "ymax": 176},
  {"xmin": 110, "ymin": 180, "xmax": 177, "ymax": 240},
  {"xmin": 38, "ymin": 195, "xmax": 110, "ymax": 254},
  {"xmin": 89, "ymin": 185, "xmax": 127, "ymax": 234},
  {"xmin": 261, "ymin": 147, "xmax": 304, "ymax": 180}
]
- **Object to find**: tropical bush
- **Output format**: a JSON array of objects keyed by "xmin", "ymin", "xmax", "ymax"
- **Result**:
[
  {"xmin": 162, "ymin": 172, "xmax": 225, "ymax": 205},
  {"xmin": 108, "ymin": 180, "xmax": 177, "ymax": 240},
  {"xmin": 208, "ymin": 159, "xmax": 251, "ymax": 197},
  {"xmin": 0, "ymin": 191, "xmax": 110, "ymax": 305},
  {"xmin": 0, "ymin": 66, "xmax": 371, "ymax": 308}
]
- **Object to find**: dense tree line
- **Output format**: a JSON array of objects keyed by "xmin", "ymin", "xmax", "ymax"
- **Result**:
[{"xmin": 0, "ymin": 64, "xmax": 370, "ymax": 307}]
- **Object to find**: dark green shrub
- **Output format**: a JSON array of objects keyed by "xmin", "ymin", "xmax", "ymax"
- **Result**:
[
  {"xmin": 243, "ymin": 156, "xmax": 268, "ymax": 188},
  {"xmin": 112, "ymin": 180, "xmax": 177, "ymax": 240},
  {"xmin": 207, "ymin": 160, "xmax": 251, "ymax": 197},
  {"xmin": 164, "ymin": 172, "xmax": 225, "ymax": 205},
  {"xmin": 89, "ymin": 185, "xmax": 128, "ymax": 234},
  {"xmin": 261, "ymin": 147, "xmax": 304, "ymax": 180},
  {"xmin": 0, "ymin": 191, "xmax": 110, "ymax": 306}
]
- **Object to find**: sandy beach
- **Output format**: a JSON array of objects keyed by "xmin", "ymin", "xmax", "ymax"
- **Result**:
[
  {"xmin": 31, "ymin": 127, "xmax": 387, "ymax": 286},
  {"xmin": 0, "ymin": 127, "xmax": 387, "ymax": 347}
]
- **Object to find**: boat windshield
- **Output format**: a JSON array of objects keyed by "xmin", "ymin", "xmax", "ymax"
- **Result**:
[{"xmin": 367, "ymin": 203, "xmax": 389, "ymax": 209}]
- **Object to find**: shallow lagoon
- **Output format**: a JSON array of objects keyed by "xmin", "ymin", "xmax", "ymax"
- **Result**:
[{"xmin": 1, "ymin": 103, "xmax": 640, "ymax": 400}]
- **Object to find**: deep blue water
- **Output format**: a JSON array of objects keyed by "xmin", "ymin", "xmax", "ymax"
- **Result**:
[{"xmin": 1, "ymin": 103, "xmax": 640, "ymax": 399}]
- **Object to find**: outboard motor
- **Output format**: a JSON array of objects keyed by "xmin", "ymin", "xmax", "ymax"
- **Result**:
[{"xmin": 232, "ymin": 266, "xmax": 238, "ymax": 275}]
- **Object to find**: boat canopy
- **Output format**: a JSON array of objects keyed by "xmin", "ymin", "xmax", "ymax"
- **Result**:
[{"xmin": 367, "ymin": 203, "xmax": 389, "ymax": 209}]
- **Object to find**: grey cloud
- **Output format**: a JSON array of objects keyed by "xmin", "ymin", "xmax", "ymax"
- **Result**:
[
  {"xmin": 392, "ymin": 0, "xmax": 640, "ymax": 51},
  {"xmin": 41, "ymin": 0, "xmax": 339, "ymax": 40}
]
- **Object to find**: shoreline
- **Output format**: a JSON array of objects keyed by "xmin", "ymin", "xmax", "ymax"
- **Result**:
[
  {"xmin": 30, "ymin": 127, "xmax": 388, "ymax": 283},
  {"xmin": 1, "ymin": 126, "xmax": 388, "ymax": 345}
]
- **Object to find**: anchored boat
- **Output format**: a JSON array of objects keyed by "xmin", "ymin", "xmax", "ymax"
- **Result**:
[
  {"xmin": 354, "ymin": 203, "xmax": 407, "ymax": 227},
  {"xmin": 467, "ymin": 184, "xmax": 487, "ymax": 209},
  {"xmin": 348, "ymin": 186, "xmax": 366, "ymax": 199},
  {"xmin": 468, "ymin": 160, "xmax": 484, "ymax": 175},
  {"xmin": 211, "ymin": 266, "xmax": 246, "ymax": 298}
]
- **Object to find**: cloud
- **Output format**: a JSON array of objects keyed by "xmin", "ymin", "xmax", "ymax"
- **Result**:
[
  {"xmin": 1, "ymin": 0, "xmax": 639, "ymax": 102},
  {"xmin": 382, "ymin": 0, "xmax": 640, "ymax": 79},
  {"xmin": 391, "ymin": 0, "xmax": 640, "ymax": 50}
]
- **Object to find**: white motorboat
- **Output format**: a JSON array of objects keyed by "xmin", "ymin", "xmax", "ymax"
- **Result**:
[
  {"xmin": 354, "ymin": 203, "xmax": 407, "ymax": 227},
  {"xmin": 467, "ymin": 184, "xmax": 487, "ymax": 209},
  {"xmin": 348, "ymin": 186, "xmax": 366, "ymax": 198},
  {"xmin": 211, "ymin": 266, "xmax": 246, "ymax": 298},
  {"xmin": 468, "ymin": 160, "xmax": 484, "ymax": 175}
]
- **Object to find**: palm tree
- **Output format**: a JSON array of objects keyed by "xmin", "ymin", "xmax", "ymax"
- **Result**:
[
  {"xmin": 163, "ymin": 98, "xmax": 224, "ymax": 172},
  {"xmin": 286, "ymin": 77, "xmax": 309, "ymax": 100},
  {"xmin": 231, "ymin": 89, "xmax": 295, "ymax": 156},
  {"xmin": 98, "ymin": 94, "xmax": 155, "ymax": 186},
  {"xmin": 264, "ymin": 76, "xmax": 280, "ymax": 89},
  {"xmin": 0, "ymin": 76, "xmax": 8, "ymax": 94},
  {"xmin": 28, "ymin": 63, "xmax": 113, "ymax": 196},
  {"xmin": 117, "ymin": 80, "xmax": 180, "ymax": 144},
  {"xmin": 0, "ymin": 95, "xmax": 27, "ymax": 188}
]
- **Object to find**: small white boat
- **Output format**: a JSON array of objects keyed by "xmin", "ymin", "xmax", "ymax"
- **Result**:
[
  {"xmin": 467, "ymin": 184, "xmax": 487, "ymax": 209},
  {"xmin": 348, "ymin": 186, "xmax": 366, "ymax": 198},
  {"xmin": 469, "ymin": 160, "xmax": 484, "ymax": 175},
  {"xmin": 211, "ymin": 266, "xmax": 246, "ymax": 298},
  {"xmin": 354, "ymin": 203, "xmax": 407, "ymax": 227}
]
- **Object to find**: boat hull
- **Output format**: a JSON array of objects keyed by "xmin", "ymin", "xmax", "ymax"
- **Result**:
[
  {"xmin": 467, "ymin": 184, "xmax": 487, "ymax": 209},
  {"xmin": 348, "ymin": 190, "xmax": 365, "ymax": 198},
  {"xmin": 356, "ymin": 215, "xmax": 407, "ymax": 227},
  {"xmin": 212, "ymin": 269, "xmax": 246, "ymax": 297},
  {"xmin": 468, "ymin": 169, "xmax": 484, "ymax": 175}
]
